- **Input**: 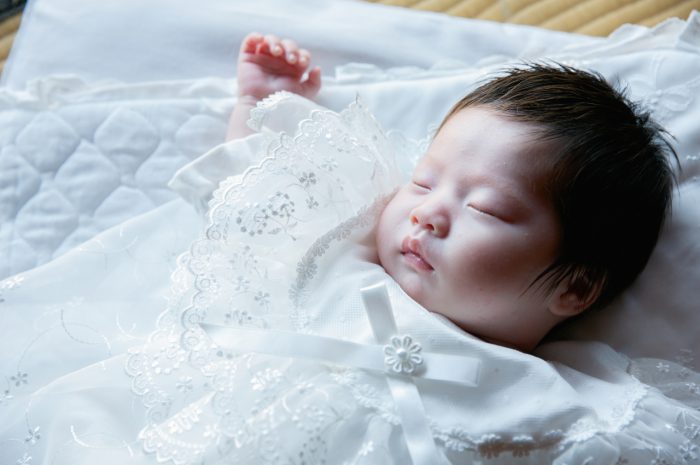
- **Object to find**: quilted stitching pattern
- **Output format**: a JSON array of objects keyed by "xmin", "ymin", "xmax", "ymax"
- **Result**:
[{"xmin": 0, "ymin": 81, "xmax": 231, "ymax": 278}]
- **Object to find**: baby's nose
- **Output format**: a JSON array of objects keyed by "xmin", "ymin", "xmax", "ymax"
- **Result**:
[{"xmin": 410, "ymin": 208, "xmax": 449, "ymax": 237}]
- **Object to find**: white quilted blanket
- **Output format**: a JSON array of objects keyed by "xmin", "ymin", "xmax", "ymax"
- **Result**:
[{"xmin": 0, "ymin": 78, "xmax": 233, "ymax": 277}]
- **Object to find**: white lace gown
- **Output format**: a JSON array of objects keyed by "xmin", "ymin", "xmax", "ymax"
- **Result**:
[{"xmin": 1, "ymin": 92, "xmax": 699, "ymax": 465}]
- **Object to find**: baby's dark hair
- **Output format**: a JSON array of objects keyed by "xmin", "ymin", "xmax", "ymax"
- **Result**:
[{"xmin": 442, "ymin": 63, "xmax": 677, "ymax": 309}]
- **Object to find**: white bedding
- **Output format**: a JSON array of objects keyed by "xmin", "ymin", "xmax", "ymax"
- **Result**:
[
  {"xmin": 1, "ymin": 85, "xmax": 699, "ymax": 465},
  {"xmin": 1, "ymin": 0, "xmax": 700, "ymax": 463}
]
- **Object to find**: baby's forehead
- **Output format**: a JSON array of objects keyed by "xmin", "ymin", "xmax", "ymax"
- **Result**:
[
  {"xmin": 428, "ymin": 108, "xmax": 560, "ymax": 167},
  {"xmin": 439, "ymin": 105, "xmax": 557, "ymax": 144},
  {"xmin": 419, "ymin": 115, "xmax": 567, "ymax": 202}
]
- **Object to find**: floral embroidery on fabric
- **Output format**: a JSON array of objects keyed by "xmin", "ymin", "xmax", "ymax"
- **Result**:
[
  {"xmin": 0, "ymin": 275, "xmax": 24, "ymax": 289},
  {"xmin": 0, "ymin": 388, "xmax": 14, "ymax": 405},
  {"xmin": 23, "ymin": 426, "xmax": 41, "ymax": 445},
  {"xmin": 680, "ymin": 441, "xmax": 699, "ymax": 462},
  {"xmin": 628, "ymin": 54, "xmax": 700, "ymax": 124},
  {"xmin": 0, "ymin": 275, "xmax": 24, "ymax": 303},
  {"xmin": 657, "ymin": 362, "xmax": 671, "ymax": 373},
  {"xmin": 10, "ymin": 372, "xmax": 28, "ymax": 387}
]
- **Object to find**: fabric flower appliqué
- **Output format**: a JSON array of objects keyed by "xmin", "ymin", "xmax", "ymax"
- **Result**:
[{"xmin": 384, "ymin": 335, "xmax": 423, "ymax": 374}]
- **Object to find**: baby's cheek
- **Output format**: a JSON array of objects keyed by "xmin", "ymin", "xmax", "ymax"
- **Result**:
[
  {"xmin": 448, "ymin": 235, "xmax": 531, "ymax": 285},
  {"xmin": 377, "ymin": 195, "xmax": 409, "ymax": 241},
  {"xmin": 397, "ymin": 272, "xmax": 427, "ymax": 304},
  {"xmin": 375, "ymin": 212, "xmax": 402, "ymax": 272}
]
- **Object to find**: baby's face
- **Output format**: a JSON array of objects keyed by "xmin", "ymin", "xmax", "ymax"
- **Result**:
[{"xmin": 376, "ymin": 107, "xmax": 563, "ymax": 350}]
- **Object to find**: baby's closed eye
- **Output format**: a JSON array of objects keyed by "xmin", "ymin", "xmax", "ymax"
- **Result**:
[
  {"xmin": 467, "ymin": 204, "xmax": 510, "ymax": 223},
  {"xmin": 411, "ymin": 180, "xmax": 431, "ymax": 191}
]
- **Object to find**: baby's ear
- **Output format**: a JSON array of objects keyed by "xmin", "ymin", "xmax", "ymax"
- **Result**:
[{"xmin": 548, "ymin": 273, "xmax": 605, "ymax": 317}]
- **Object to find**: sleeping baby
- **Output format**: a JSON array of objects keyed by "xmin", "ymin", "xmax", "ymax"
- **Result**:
[
  {"xmin": 144, "ymin": 32, "xmax": 689, "ymax": 464},
  {"xmin": 3, "ymin": 32, "xmax": 699, "ymax": 465},
  {"xmin": 227, "ymin": 32, "xmax": 676, "ymax": 352}
]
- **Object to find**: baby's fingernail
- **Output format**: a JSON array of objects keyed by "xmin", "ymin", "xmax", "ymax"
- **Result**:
[
  {"xmin": 287, "ymin": 52, "xmax": 297, "ymax": 64},
  {"xmin": 272, "ymin": 45, "xmax": 282, "ymax": 55}
]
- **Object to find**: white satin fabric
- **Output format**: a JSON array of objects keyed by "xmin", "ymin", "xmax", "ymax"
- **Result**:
[{"xmin": 2, "ymin": 93, "xmax": 700, "ymax": 465}]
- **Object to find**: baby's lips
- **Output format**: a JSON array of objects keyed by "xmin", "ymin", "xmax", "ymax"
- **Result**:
[{"xmin": 401, "ymin": 236, "xmax": 434, "ymax": 271}]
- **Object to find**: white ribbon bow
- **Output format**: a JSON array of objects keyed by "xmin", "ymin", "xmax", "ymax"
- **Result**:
[{"xmin": 202, "ymin": 281, "xmax": 481, "ymax": 465}]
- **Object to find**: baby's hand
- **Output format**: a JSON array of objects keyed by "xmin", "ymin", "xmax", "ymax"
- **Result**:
[
  {"xmin": 237, "ymin": 32, "xmax": 321, "ymax": 102},
  {"xmin": 228, "ymin": 33, "xmax": 320, "ymax": 140}
]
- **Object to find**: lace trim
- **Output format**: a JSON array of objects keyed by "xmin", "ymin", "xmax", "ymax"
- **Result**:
[{"xmin": 246, "ymin": 91, "xmax": 293, "ymax": 132}]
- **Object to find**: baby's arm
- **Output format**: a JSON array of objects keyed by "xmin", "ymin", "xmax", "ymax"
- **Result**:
[{"xmin": 227, "ymin": 33, "xmax": 322, "ymax": 140}]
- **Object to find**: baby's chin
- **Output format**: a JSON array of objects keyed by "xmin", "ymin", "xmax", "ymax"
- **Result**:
[{"xmin": 389, "ymin": 267, "xmax": 430, "ymax": 308}]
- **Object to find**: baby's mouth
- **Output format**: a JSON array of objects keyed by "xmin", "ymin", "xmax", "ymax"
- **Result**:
[{"xmin": 401, "ymin": 237, "xmax": 434, "ymax": 271}]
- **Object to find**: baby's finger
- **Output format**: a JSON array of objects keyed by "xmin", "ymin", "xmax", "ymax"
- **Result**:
[
  {"xmin": 280, "ymin": 39, "xmax": 299, "ymax": 53},
  {"xmin": 281, "ymin": 39, "xmax": 299, "ymax": 64},
  {"xmin": 298, "ymin": 49, "xmax": 311, "ymax": 68},
  {"xmin": 241, "ymin": 32, "xmax": 263, "ymax": 54},
  {"xmin": 264, "ymin": 34, "xmax": 283, "ymax": 57}
]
